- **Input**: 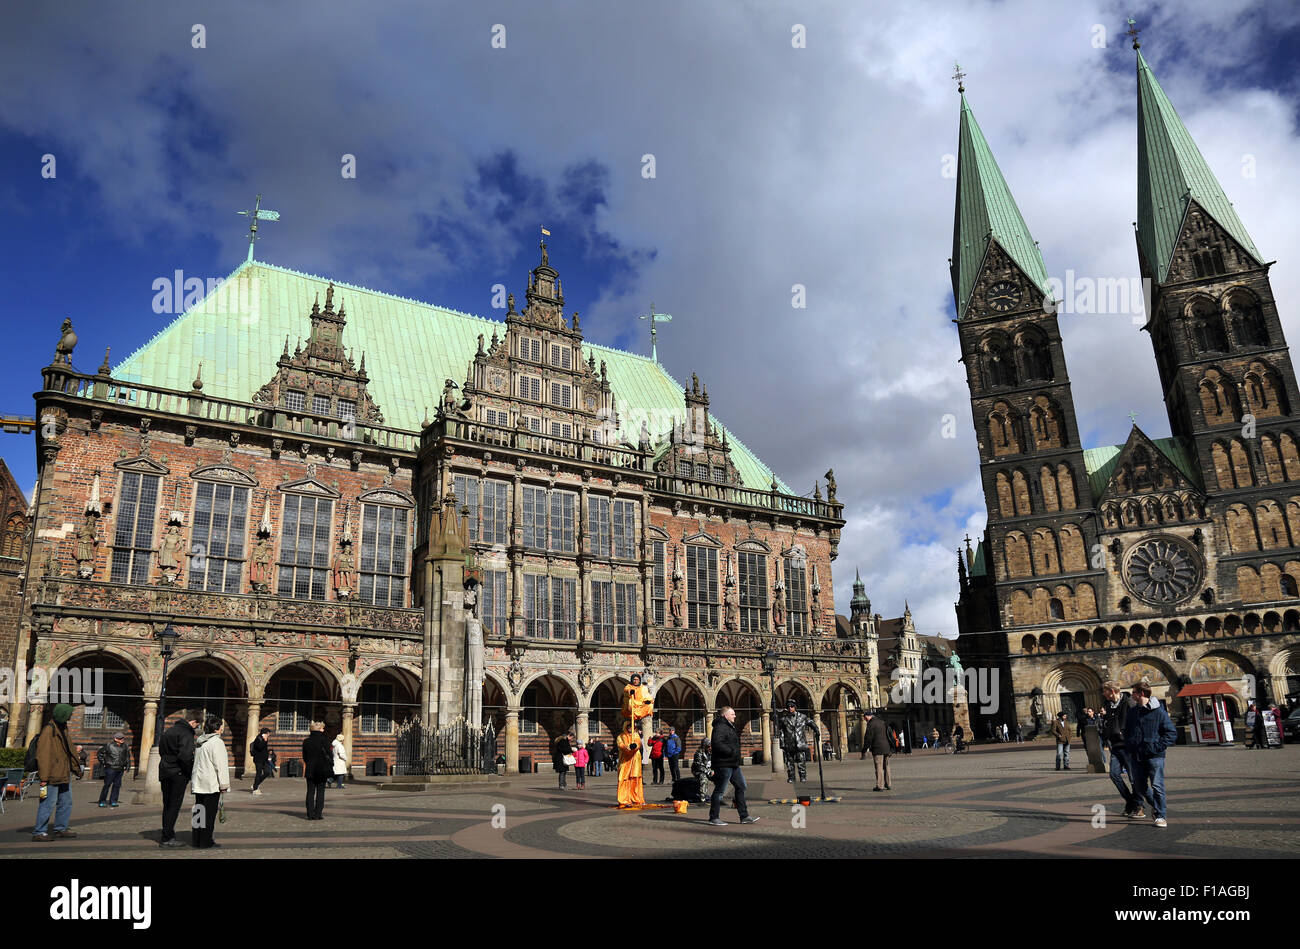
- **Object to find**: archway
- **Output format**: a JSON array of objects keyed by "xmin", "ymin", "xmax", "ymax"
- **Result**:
[
  {"xmin": 588, "ymin": 677, "xmax": 627, "ymax": 746},
  {"xmin": 653, "ymin": 677, "xmax": 707, "ymax": 748},
  {"xmin": 821, "ymin": 682, "xmax": 863, "ymax": 756},
  {"xmin": 164, "ymin": 654, "xmax": 252, "ymax": 775},
  {"xmin": 1041, "ymin": 663, "xmax": 1102, "ymax": 722},
  {"xmin": 355, "ymin": 664, "xmax": 420, "ymax": 775},
  {"xmin": 518, "ymin": 674, "xmax": 578, "ymax": 768},
  {"xmin": 52, "ymin": 652, "xmax": 146, "ymax": 778},
  {"xmin": 263, "ymin": 661, "xmax": 341, "ymax": 777},
  {"xmin": 716, "ymin": 678, "xmax": 765, "ymax": 757}
]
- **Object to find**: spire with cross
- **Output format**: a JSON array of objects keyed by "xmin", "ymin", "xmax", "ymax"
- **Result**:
[
  {"xmin": 1125, "ymin": 17, "xmax": 1141, "ymax": 50},
  {"xmin": 952, "ymin": 62, "xmax": 967, "ymax": 94}
]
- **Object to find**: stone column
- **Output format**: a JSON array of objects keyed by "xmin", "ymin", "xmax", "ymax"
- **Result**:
[
  {"xmin": 576, "ymin": 708, "xmax": 589, "ymax": 745},
  {"xmin": 764, "ymin": 711, "xmax": 783, "ymax": 772},
  {"xmin": 133, "ymin": 698, "xmax": 161, "ymax": 805},
  {"xmin": 837, "ymin": 693, "xmax": 849, "ymax": 758},
  {"xmin": 243, "ymin": 701, "xmax": 261, "ymax": 776},
  {"xmin": 24, "ymin": 701, "xmax": 43, "ymax": 752},
  {"xmin": 505, "ymin": 709, "xmax": 520, "ymax": 773},
  {"xmin": 341, "ymin": 704, "xmax": 356, "ymax": 774}
]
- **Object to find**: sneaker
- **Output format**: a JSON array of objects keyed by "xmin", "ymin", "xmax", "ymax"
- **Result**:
[
  {"xmin": 1154, "ymin": 817, "xmax": 1167, "ymax": 828},
  {"xmin": 252, "ymin": 789, "xmax": 263, "ymax": 796},
  {"xmin": 739, "ymin": 816, "xmax": 760, "ymax": 824},
  {"xmin": 32, "ymin": 833, "xmax": 51, "ymax": 842},
  {"xmin": 110, "ymin": 802, "xmax": 120, "ymax": 808},
  {"xmin": 53, "ymin": 830, "xmax": 77, "ymax": 839},
  {"xmin": 873, "ymin": 787, "xmax": 885, "ymax": 792},
  {"xmin": 160, "ymin": 838, "xmax": 187, "ymax": 848},
  {"xmin": 708, "ymin": 818, "xmax": 727, "ymax": 826},
  {"xmin": 1063, "ymin": 766, "xmax": 1071, "ymax": 771},
  {"xmin": 1128, "ymin": 808, "xmax": 1145, "ymax": 820},
  {"xmin": 98, "ymin": 802, "xmax": 106, "ymax": 808}
]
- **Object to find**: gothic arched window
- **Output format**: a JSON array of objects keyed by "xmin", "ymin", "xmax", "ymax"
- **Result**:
[
  {"xmin": 1227, "ymin": 290, "xmax": 1267, "ymax": 347},
  {"xmin": 2, "ymin": 515, "xmax": 22, "ymax": 559},
  {"xmin": 980, "ymin": 333, "xmax": 1016, "ymax": 389},
  {"xmin": 1190, "ymin": 300, "xmax": 1227, "ymax": 352}
]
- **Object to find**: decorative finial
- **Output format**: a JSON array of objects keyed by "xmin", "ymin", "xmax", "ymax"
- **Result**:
[
  {"xmin": 1129, "ymin": 410, "xmax": 1138, "ymax": 425},
  {"xmin": 192, "ymin": 362, "xmax": 203, "ymax": 391},
  {"xmin": 952, "ymin": 61, "xmax": 966, "ymax": 94},
  {"xmin": 283, "ymin": 335, "xmax": 290, "ymax": 357},
  {"xmin": 311, "ymin": 292, "xmax": 320, "ymax": 315},
  {"xmin": 1126, "ymin": 17, "xmax": 1141, "ymax": 50}
]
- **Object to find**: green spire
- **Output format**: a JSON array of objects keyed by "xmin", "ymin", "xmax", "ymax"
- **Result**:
[
  {"xmin": 951, "ymin": 93, "xmax": 1052, "ymax": 319},
  {"xmin": 850, "ymin": 568, "xmax": 871, "ymax": 616},
  {"xmin": 1136, "ymin": 49, "xmax": 1262, "ymax": 282}
]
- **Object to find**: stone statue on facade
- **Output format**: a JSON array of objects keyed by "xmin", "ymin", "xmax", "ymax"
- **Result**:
[
  {"xmin": 157, "ymin": 523, "xmax": 184, "ymax": 583},
  {"xmin": 466, "ymin": 611, "xmax": 485, "ymax": 728},
  {"xmin": 723, "ymin": 587, "xmax": 738, "ymax": 631},
  {"xmin": 772, "ymin": 585, "xmax": 786, "ymax": 631},
  {"xmin": 250, "ymin": 536, "xmax": 274, "ymax": 592},
  {"xmin": 73, "ymin": 513, "xmax": 97, "ymax": 578},
  {"xmin": 669, "ymin": 582, "xmax": 684, "ymax": 628},
  {"xmin": 333, "ymin": 540, "xmax": 356, "ymax": 599},
  {"xmin": 54, "ymin": 318, "xmax": 78, "ymax": 366}
]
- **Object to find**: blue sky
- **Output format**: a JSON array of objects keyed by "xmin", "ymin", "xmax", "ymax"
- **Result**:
[{"xmin": 2, "ymin": 0, "xmax": 1299, "ymax": 636}]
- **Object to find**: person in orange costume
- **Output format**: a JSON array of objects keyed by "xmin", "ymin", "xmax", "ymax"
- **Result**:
[
  {"xmin": 616, "ymin": 720, "xmax": 645, "ymax": 808},
  {"xmin": 621, "ymin": 673, "xmax": 654, "ymax": 722}
]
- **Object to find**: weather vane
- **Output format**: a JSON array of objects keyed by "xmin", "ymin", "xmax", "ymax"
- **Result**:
[
  {"xmin": 1129, "ymin": 410, "xmax": 1139, "ymax": 424},
  {"xmin": 638, "ymin": 302, "xmax": 673, "ymax": 364},
  {"xmin": 952, "ymin": 61, "xmax": 966, "ymax": 94},
  {"xmin": 1126, "ymin": 17, "xmax": 1141, "ymax": 50},
  {"xmin": 237, "ymin": 193, "xmax": 280, "ymax": 263}
]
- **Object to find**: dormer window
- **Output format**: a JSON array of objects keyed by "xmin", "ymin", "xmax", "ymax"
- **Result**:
[
  {"xmin": 677, "ymin": 460, "xmax": 692, "ymax": 479},
  {"xmin": 520, "ymin": 338, "xmax": 542, "ymax": 362},
  {"xmin": 312, "ymin": 395, "xmax": 330, "ymax": 416},
  {"xmin": 518, "ymin": 375, "xmax": 541, "ymax": 402},
  {"xmin": 550, "ymin": 343, "xmax": 571, "ymax": 369},
  {"xmin": 284, "ymin": 390, "xmax": 306, "ymax": 412},
  {"xmin": 551, "ymin": 382, "xmax": 572, "ymax": 408},
  {"xmin": 336, "ymin": 399, "xmax": 356, "ymax": 420}
]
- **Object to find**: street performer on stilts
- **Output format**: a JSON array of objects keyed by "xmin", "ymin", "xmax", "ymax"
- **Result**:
[
  {"xmin": 616, "ymin": 674, "xmax": 653, "ymax": 808},
  {"xmin": 616, "ymin": 720, "xmax": 644, "ymax": 808}
]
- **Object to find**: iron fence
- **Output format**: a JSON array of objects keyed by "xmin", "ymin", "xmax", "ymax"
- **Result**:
[{"xmin": 393, "ymin": 719, "xmax": 497, "ymax": 775}]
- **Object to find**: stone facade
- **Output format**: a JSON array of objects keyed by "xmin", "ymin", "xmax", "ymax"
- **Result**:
[
  {"xmin": 11, "ymin": 243, "xmax": 863, "ymax": 778},
  {"xmin": 954, "ymin": 63, "xmax": 1300, "ymax": 738}
]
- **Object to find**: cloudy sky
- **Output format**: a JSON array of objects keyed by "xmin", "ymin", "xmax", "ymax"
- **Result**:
[{"xmin": 2, "ymin": 0, "xmax": 1299, "ymax": 638}]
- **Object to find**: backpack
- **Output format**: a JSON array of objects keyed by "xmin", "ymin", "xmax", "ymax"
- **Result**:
[{"xmin": 24, "ymin": 732, "xmax": 40, "ymax": 773}]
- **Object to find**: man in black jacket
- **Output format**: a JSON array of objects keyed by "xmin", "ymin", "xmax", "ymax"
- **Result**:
[
  {"xmin": 96, "ymin": 732, "xmax": 131, "ymax": 808},
  {"xmin": 302, "ymin": 721, "xmax": 332, "ymax": 820},
  {"xmin": 158, "ymin": 709, "xmax": 202, "ymax": 848},
  {"xmin": 707, "ymin": 707, "xmax": 759, "ymax": 826},
  {"xmin": 250, "ymin": 728, "xmax": 271, "ymax": 795},
  {"xmin": 1101, "ymin": 682, "xmax": 1140, "ymax": 817}
]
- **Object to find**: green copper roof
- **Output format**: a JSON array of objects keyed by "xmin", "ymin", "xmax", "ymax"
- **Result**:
[
  {"xmin": 969, "ymin": 539, "xmax": 988, "ymax": 579},
  {"xmin": 1136, "ymin": 49, "xmax": 1262, "ymax": 282},
  {"xmin": 951, "ymin": 94, "xmax": 1052, "ymax": 319},
  {"xmin": 1082, "ymin": 432, "xmax": 1201, "ymax": 499},
  {"xmin": 113, "ymin": 259, "xmax": 790, "ymax": 492}
]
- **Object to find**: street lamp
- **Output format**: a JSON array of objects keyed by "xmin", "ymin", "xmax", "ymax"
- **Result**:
[
  {"xmin": 762, "ymin": 648, "xmax": 781, "ymax": 773},
  {"xmin": 134, "ymin": 622, "xmax": 181, "ymax": 805}
]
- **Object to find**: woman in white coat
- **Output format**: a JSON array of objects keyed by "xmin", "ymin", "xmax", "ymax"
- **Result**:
[
  {"xmin": 191, "ymin": 714, "xmax": 231, "ymax": 849},
  {"xmin": 331, "ymin": 733, "xmax": 348, "ymax": 789}
]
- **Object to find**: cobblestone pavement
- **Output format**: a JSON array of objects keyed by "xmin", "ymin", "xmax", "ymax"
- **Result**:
[{"xmin": 3, "ymin": 743, "xmax": 1296, "ymax": 859}]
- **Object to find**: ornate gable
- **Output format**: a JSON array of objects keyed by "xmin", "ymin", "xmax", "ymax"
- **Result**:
[
  {"xmin": 251, "ymin": 282, "xmax": 385, "ymax": 425},
  {"xmin": 277, "ymin": 477, "xmax": 341, "ymax": 498},
  {"xmin": 189, "ymin": 463, "xmax": 257, "ymax": 486},
  {"xmin": 651, "ymin": 374, "xmax": 744, "ymax": 488},
  {"xmin": 1096, "ymin": 426, "xmax": 1206, "ymax": 530},
  {"xmin": 966, "ymin": 241, "xmax": 1050, "ymax": 320},
  {"xmin": 1164, "ymin": 200, "xmax": 1263, "ymax": 286}
]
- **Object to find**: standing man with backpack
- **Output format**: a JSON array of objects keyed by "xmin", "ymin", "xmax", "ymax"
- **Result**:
[
  {"xmin": 31, "ymin": 703, "xmax": 83, "ymax": 842},
  {"xmin": 158, "ymin": 709, "xmax": 202, "ymax": 848},
  {"xmin": 863, "ymin": 709, "xmax": 895, "ymax": 792}
]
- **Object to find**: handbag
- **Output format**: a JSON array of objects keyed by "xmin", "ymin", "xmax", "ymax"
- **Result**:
[
  {"xmin": 217, "ymin": 793, "xmax": 227, "ymax": 824},
  {"xmin": 562, "ymin": 754, "xmax": 576, "ymax": 767}
]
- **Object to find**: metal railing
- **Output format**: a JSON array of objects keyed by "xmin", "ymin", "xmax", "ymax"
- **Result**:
[{"xmin": 393, "ymin": 719, "xmax": 498, "ymax": 775}]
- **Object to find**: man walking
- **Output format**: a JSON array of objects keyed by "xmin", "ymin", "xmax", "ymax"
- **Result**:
[
  {"xmin": 159, "ymin": 709, "xmax": 202, "ymax": 848},
  {"xmin": 775, "ymin": 698, "xmax": 818, "ymax": 783},
  {"xmin": 665, "ymin": 726, "xmax": 683, "ymax": 784},
  {"xmin": 96, "ymin": 731, "xmax": 131, "ymax": 808},
  {"xmin": 32, "ymin": 703, "xmax": 82, "ymax": 842},
  {"xmin": 302, "ymin": 720, "xmax": 331, "ymax": 820},
  {"xmin": 250, "ymin": 728, "xmax": 271, "ymax": 794},
  {"xmin": 1051, "ymin": 710, "xmax": 1071, "ymax": 770},
  {"xmin": 707, "ymin": 707, "xmax": 759, "ymax": 826},
  {"xmin": 863, "ymin": 709, "xmax": 893, "ymax": 791},
  {"xmin": 1100, "ymin": 682, "xmax": 1139, "ymax": 817},
  {"xmin": 1123, "ymin": 683, "xmax": 1177, "ymax": 827}
]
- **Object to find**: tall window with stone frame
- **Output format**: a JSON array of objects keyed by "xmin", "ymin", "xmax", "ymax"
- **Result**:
[
  {"xmin": 524, "ymin": 574, "xmax": 550, "ymax": 637},
  {"xmin": 277, "ymin": 679, "xmax": 315, "ymax": 732},
  {"xmin": 687, "ymin": 545, "xmax": 719, "ymax": 629},
  {"xmin": 738, "ymin": 551, "xmax": 768, "ymax": 633},
  {"xmin": 277, "ymin": 494, "xmax": 333, "ymax": 600},
  {"xmin": 612, "ymin": 500, "xmax": 636, "ymax": 559},
  {"xmin": 588, "ymin": 497, "xmax": 611, "ymax": 557},
  {"xmin": 360, "ymin": 503, "xmax": 409, "ymax": 607},
  {"xmin": 2, "ymin": 515, "xmax": 23, "ymax": 558},
  {"xmin": 549, "ymin": 491, "xmax": 576, "ymax": 552},
  {"xmin": 614, "ymin": 582, "xmax": 638, "ymax": 643},
  {"xmin": 550, "ymin": 577, "xmax": 578, "ymax": 640},
  {"xmin": 110, "ymin": 471, "xmax": 161, "ymax": 584},
  {"xmin": 454, "ymin": 475, "xmax": 509, "ymax": 546},
  {"xmin": 361, "ymin": 682, "xmax": 394, "ymax": 734},
  {"xmin": 592, "ymin": 580, "xmax": 614, "ymax": 642},
  {"xmin": 453, "ymin": 474, "xmax": 479, "ymax": 542},
  {"xmin": 651, "ymin": 540, "xmax": 666, "ymax": 625},
  {"xmin": 522, "ymin": 486, "xmax": 546, "ymax": 549},
  {"xmin": 188, "ymin": 481, "xmax": 250, "ymax": 593},
  {"xmin": 520, "ymin": 685, "xmax": 538, "ymax": 734},
  {"xmin": 480, "ymin": 570, "xmax": 508, "ymax": 636},
  {"xmin": 785, "ymin": 557, "xmax": 808, "ymax": 635}
]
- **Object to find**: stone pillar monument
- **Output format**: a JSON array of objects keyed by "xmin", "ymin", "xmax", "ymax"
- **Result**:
[
  {"xmin": 505, "ymin": 709, "xmax": 520, "ymax": 773},
  {"xmin": 422, "ymin": 492, "xmax": 475, "ymax": 728}
]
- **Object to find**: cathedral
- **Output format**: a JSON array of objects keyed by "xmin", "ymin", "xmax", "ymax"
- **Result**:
[
  {"xmin": 954, "ymin": 40, "xmax": 1300, "ymax": 738},
  {"xmin": 8, "ymin": 235, "xmax": 867, "ymax": 777}
]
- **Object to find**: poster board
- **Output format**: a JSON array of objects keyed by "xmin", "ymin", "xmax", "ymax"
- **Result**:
[{"xmin": 1262, "ymin": 710, "xmax": 1283, "ymax": 748}]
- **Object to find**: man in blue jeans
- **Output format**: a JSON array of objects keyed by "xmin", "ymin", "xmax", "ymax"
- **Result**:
[
  {"xmin": 707, "ymin": 706, "xmax": 759, "ymax": 827},
  {"xmin": 1123, "ymin": 682, "xmax": 1177, "ymax": 828},
  {"xmin": 33, "ymin": 703, "xmax": 83, "ymax": 841}
]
